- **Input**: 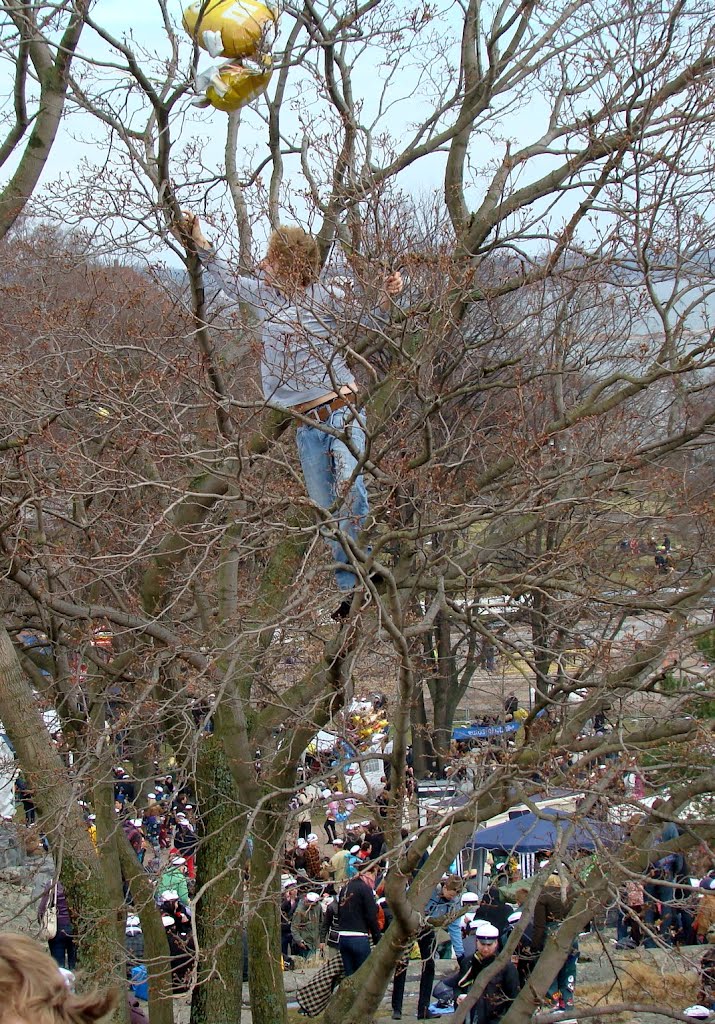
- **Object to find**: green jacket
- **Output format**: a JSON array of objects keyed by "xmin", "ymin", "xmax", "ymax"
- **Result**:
[{"xmin": 159, "ymin": 866, "xmax": 190, "ymax": 906}]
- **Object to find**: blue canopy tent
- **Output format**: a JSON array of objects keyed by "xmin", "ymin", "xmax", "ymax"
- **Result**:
[{"xmin": 465, "ymin": 810, "xmax": 616, "ymax": 854}]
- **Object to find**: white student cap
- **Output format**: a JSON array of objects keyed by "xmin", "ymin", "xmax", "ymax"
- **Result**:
[{"xmin": 474, "ymin": 922, "xmax": 500, "ymax": 939}]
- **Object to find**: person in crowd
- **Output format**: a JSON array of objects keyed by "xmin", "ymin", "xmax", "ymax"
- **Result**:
[
  {"xmin": 615, "ymin": 878, "xmax": 645, "ymax": 948},
  {"xmin": 644, "ymin": 822, "xmax": 689, "ymax": 946},
  {"xmin": 291, "ymin": 891, "xmax": 324, "ymax": 957},
  {"xmin": 304, "ymin": 833, "xmax": 322, "ymax": 880},
  {"xmin": 504, "ymin": 909, "xmax": 536, "ymax": 988},
  {"xmin": 159, "ymin": 890, "xmax": 192, "ymax": 936},
  {"xmin": 532, "ymin": 874, "xmax": 578, "ymax": 1011},
  {"xmin": 321, "ymin": 891, "xmax": 341, "ymax": 959},
  {"xmin": 172, "ymin": 813, "xmax": 198, "ymax": 880},
  {"xmin": 695, "ymin": 877, "xmax": 715, "ymax": 943},
  {"xmin": 336, "ymin": 861, "xmax": 382, "ymax": 976},
  {"xmin": 38, "ymin": 880, "xmax": 76, "ymax": 970},
  {"xmin": 328, "ymin": 838, "xmax": 350, "ymax": 883},
  {"xmin": 294, "ymin": 837, "xmax": 309, "ymax": 875},
  {"xmin": 124, "ymin": 818, "xmax": 148, "ymax": 863},
  {"xmin": 281, "ymin": 878, "xmax": 299, "ymax": 963},
  {"xmin": 0, "ymin": 932, "xmax": 116, "ymax": 1024},
  {"xmin": 346, "ymin": 844, "xmax": 362, "ymax": 878},
  {"xmin": 175, "ymin": 213, "xmax": 403, "ymax": 609},
  {"xmin": 159, "ymin": 856, "xmax": 190, "ymax": 907},
  {"xmin": 295, "ymin": 784, "xmax": 319, "ymax": 841},
  {"xmin": 323, "ymin": 792, "xmax": 339, "ymax": 844},
  {"xmin": 412, "ymin": 875, "xmax": 463, "ymax": 1019},
  {"xmin": 125, "ymin": 914, "xmax": 144, "ymax": 965},
  {"xmin": 474, "ymin": 886, "xmax": 510, "ymax": 936},
  {"xmin": 15, "ymin": 776, "xmax": 36, "ymax": 824},
  {"xmin": 162, "ymin": 915, "xmax": 195, "ymax": 993},
  {"xmin": 365, "ymin": 820, "xmax": 386, "ymax": 860},
  {"xmin": 464, "ymin": 868, "xmax": 482, "ymax": 895},
  {"xmin": 457, "ymin": 921, "xmax": 519, "ymax": 1024}
]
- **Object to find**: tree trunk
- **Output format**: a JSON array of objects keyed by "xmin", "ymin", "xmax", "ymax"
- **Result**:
[
  {"xmin": 0, "ymin": 625, "xmax": 125, "ymax": 1020},
  {"xmin": 190, "ymin": 736, "xmax": 247, "ymax": 1024},
  {"xmin": 245, "ymin": 806, "xmax": 289, "ymax": 1024},
  {"xmin": 117, "ymin": 837, "xmax": 174, "ymax": 1024}
]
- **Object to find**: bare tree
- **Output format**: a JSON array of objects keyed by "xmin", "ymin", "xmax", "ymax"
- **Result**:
[{"xmin": 1, "ymin": 1, "xmax": 715, "ymax": 1023}]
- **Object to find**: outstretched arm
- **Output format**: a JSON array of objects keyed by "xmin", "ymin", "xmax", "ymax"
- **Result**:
[{"xmin": 173, "ymin": 212, "xmax": 264, "ymax": 307}]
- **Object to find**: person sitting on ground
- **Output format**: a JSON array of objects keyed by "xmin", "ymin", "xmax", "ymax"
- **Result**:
[
  {"xmin": 0, "ymin": 932, "xmax": 116, "ymax": 1024},
  {"xmin": 174, "ymin": 213, "xmax": 403, "ymax": 612}
]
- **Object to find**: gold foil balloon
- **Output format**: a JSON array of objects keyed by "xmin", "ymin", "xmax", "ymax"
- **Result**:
[
  {"xmin": 194, "ymin": 58, "xmax": 272, "ymax": 112},
  {"xmin": 183, "ymin": 0, "xmax": 277, "ymax": 60}
]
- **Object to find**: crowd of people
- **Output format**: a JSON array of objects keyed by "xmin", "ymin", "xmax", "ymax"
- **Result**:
[
  {"xmin": 13, "ymin": 721, "xmax": 715, "ymax": 1022},
  {"xmin": 285, "ymin": 821, "xmax": 715, "ymax": 1021},
  {"xmin": 35, "ymin": 766, "xmax": 200, "ymax": 1012}
]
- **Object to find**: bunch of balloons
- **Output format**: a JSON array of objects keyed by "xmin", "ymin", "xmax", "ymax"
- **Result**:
[{"xmin": 183, "ymin": 0, "xmax": 277, "ymax": 112}]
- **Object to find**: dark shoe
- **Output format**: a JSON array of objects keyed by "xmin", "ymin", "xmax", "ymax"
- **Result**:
[
  {"xmin": 392, "ymin": 1014, "xmax": 402, "ymax": 1020},
  {"xmin": 417, "ymin": 1014, "xmax": 439, "ymax": 1020}
]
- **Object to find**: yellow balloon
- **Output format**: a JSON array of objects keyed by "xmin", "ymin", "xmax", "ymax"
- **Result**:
[
  {"xmin": 204, "ymin": 59, "xmax": 272, "ymax": 112},
  {"xmin": 183, "ymin": 0, "xmax": 277, "ymax": 60}
]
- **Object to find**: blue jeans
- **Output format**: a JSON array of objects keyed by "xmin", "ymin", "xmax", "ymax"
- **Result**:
[
  {"xmin": 49, "ymin": 928, "xmax": 77, "ymax": 969},
  {"xmin": 338, "ymin": 934, "xmax": 371, "ymax": 976},
  {"xmin": 296, "ymin": 406, "xmax": 369, "ymax": 592}
]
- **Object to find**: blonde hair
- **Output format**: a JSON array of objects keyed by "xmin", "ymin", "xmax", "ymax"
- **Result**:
[
  {"xmin": 266, "ymin": 226, "xmax": 320, "ymax": 286},
  {"xmin": 0, "ymin": 933, "xmax": 116, "ymax": 1024}
]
